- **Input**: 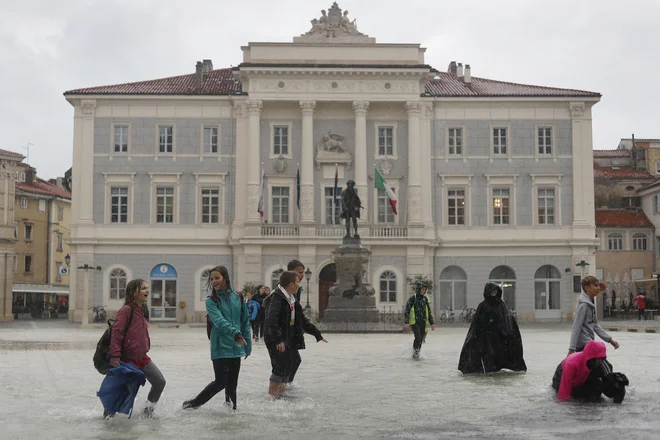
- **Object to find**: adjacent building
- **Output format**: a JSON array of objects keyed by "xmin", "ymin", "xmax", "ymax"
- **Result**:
[{"xmin": 63, "ymin": 3, "xmax": 600, "ymax": 324}]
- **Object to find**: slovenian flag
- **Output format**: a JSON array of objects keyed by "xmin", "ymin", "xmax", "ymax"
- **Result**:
[
  {"xmin": 333, "ymin": 165, "xmax": 339, "ymax": 204},
  {"xmin": 296, "ymin": 166, "xmax": 300, "ymax": 210},
  {"xmin": 374, "ymin": 167, "xmax": 397, "ymax": 215},
  {"xmin": 257, "ymin": 168, "xmax": 264, "ymax": 216}
]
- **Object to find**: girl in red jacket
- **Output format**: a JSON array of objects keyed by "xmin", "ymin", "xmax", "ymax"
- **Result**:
[{"xmin": 108, "ymin": 279, "xmax": 166, "ymax": 418}]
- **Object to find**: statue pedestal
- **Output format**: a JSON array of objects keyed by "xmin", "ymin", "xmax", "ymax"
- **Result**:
[{"xmin": 323, "ymin": 237, "xmax": 380, "ymax": 323}]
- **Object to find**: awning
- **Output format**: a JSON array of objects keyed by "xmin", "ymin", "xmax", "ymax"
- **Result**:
[{"xmin": 13, "ymin": 284, "xmax": 69, "ymax": 294}]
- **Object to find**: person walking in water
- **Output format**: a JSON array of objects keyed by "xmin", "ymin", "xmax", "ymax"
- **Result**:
[
  {"xmin": 183, "ymin": 266, "xmax": 251, "ymax": 410},
  {"xmin": 404, "ymin": 282, "xmax": 435, "ymax": 359},
  {"xmin": 108, "ymin": 279, "xmax": 166, "ymax": 418}
]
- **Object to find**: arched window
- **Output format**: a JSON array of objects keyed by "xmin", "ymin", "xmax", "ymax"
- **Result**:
[
  {"xmin": 632, "ymin": 233, "xmax": 647, "ymax": 251},
  {"xmin": 271, "ymin": 269, "xmax": 284, "ymax": 290},
  {"xmin": 488, "ymin": 265, "xmax": 516, "ymax": 309},
  {"xmin": 379, "ymin": 270, "xmax": 397, "ymax": 303},
  {"xmin": 438, "ymin": 266, "xmax": 467, "ymax": 311},
  {"xmin": 200, "ymin": 269, "xmax": 212, "ymax": 301},
  {"xmin": 109, "ymin": 268, "xmax": 127, "ymax": 300},
  {"xmin": 534, "ymin": 265, "xmax": 561, "ymax": 310},
  {"xmin": 608, "ymin": 233, "xmax": 623, "ymax": 250}
]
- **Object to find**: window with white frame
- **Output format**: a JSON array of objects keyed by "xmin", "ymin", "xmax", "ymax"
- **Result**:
[
  {"xmin": 608, "ymin": 232, "xmax": 623, "ymax": 250},
  {"xmin": 448, "ymin": 128, "xmax": 463, "ymax": 156},
  {"xmin": 158, "ymin": 125, "xmax": 174, "ymax": 153},
  {"xmin": 57, "ymin": 205, "xmax": 64, "ymax": 221},
  {"xmin": 271, "ymin": 186, "xmax": 290, "ymax": 224},
  {"xmin": 24, "ymin": 255, "xmax": 32, "ymax": 272},
  {"xmin": 203, "ymin": 127, "xmax": 218, "ymax": 154},
  {"xmin": 17, "ymin": 172, "xmax": 25, "ymax": 183},
  {"xmin": 109, "ymin": 268, "xmax": 127, "ymax": 300},
  {"xmin": 156, "ymin": 187, "xmax": 175, "ymax": 224},
  {"xmin": 537, "ymin": 188, "xmax": 555, "ymax": 225},
  {"xmin": 654, "ymin": 195, "xmax": 659, "ymax": 214},
  {"xmin": 439, "ymin": 266, "xmax": 467, "ymax": 311},
  {"xmin": 20, "ymin": 197, "xmax": 27, "ymax": 209},
  {"xmin": 114, "ymin": 125, "xmax": 129, "ymax": 153},
  {"xmin": 377, "ymin": 188, "xmax": 396, "ymax": 224},
  {"xmin": 534, "ymin": 265, "xmax": 561, "ymax": 310},
  {"xmin": 633, "ymin": 233, "xmax": 648, "ymax": 251},
  {"xmin": 538, "ymin": 127, "xmax": 552, "ymax": 155},
  {"xmin": 324, "ymin": 187, "xmax": 341, "ymax": 225},
  {"xmin": 492, "ymin": 188, "xmax": 510, "ymax": 225},
  {"xmin": 38, "ymin": 199, "xmax": 46, "ymax": 212},
  {"xmin": 201, "ymin": 188, "xmax": 220, "ymax": 224},
  {"xmin": 271, "ymin": 269, "xmax": 284, "ymax": 290},
  {"xmin": 110, "ymin": 187, "xmax": 129, "ymax": 224},
  {"xmin": 379, "ymin": 270, "xmax": 397, "ymax": 303},
  {"xmin": 493, "ymin": 128, "xmax": 507, "ymax": 155},
  {"xmin": 447, "ymin": 188, "xmax": 465, "ymax": 225},
  {"xmin": 24, "ymin": 223, "xmax": 32, "ymax": 241},
  {"xmin": 272, "ymin": 125, "xmax": 289, "ymax": 156},
  {"xmin": 57, "ymin": 233, "xmax": 63, "ymax": 252},
  {"xmin": 377, "ymin": 126, "xmax": 394, "ymax": 157}
]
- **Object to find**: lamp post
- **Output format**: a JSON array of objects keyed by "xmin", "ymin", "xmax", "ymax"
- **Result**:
[
  {"xmin": 77, "ymin": 263, "xmax": 102, "ymax": 327},
  {"xmin": 304, "ymin": 268, "xmax": 312, "ymax": 309}
]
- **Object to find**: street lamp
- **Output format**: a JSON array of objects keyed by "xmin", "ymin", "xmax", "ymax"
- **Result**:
[
  {"xmin": 64, "ymin": 254, "xmax": 71, "ymax": 267},
  {"xmin": 576, "ymin": 255, "xmax": 590, "ymax": 277},
  {"xmin": 304, "ymin": 268, "xmax": 312, "ymax": 309},
  {"xmin": 77, "ymin": 263, "xmax": 102, "ymax": 327}
]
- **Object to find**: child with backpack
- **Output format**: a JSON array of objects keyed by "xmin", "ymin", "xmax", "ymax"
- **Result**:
[
  {"xmin": 183, "ymin": 266, "xmax": 251, "ymax": 410},
  {"xmin": 246, "ymin": 292, "xmax": 260, "ymax": 341},
  {"xmin": 404, "ymin": 282, "xmax": 435, "ymax": 359}
]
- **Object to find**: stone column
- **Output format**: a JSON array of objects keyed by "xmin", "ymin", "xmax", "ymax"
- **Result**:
[
  {"xmin": 420, "ymin": 104, "xmax": 434, "ymax": 227},
  {"xmin": 406, "ymin": 101, "xmax": 423, "ymax": 225},
  {"xmin": 232, "ymin": 102, "xmax": 248, "ymax": 230},
  {"xmin": 300, "ymin": 101, "xmax": 316, "ymax": 224},
  {"xmin": 353, "ymin": 101, "xmax": 369, "ymax": 225},
  {"xmin": 246, "ymin": 100, "xmax": 263, "ymax": 224},
  {"xmin": 570, "ymin": 102, "xmax": 595, "ymax": 228},
  {"xmin": 78, "ymin": 100, "xmax": 96, "ymax": 224}
]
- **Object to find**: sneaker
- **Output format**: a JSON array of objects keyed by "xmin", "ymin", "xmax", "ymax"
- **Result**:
[
  {"xmin": 103, "ymin": 411, "xmax": 115, "ymax": 420},
  {"xmin": 143, "ymin": 406, "xmax": 155, "ymax": 418},
  {"xmin": 413, "ymin": 349, "xmax": 420, "ymax": 359},
  {"xmin": 182, "ymin": 400, "xmax": 194, "ymax": 410}
]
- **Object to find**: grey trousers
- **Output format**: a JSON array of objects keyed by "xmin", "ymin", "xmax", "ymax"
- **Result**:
[{"xmin": 142, "ymin": 361, "xmax": 166, "ymax": 404}]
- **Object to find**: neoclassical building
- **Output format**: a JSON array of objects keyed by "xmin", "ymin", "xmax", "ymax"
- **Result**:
[{"xmin": 64, "ymin": 3, "xmax": 599, "ymax": 323}]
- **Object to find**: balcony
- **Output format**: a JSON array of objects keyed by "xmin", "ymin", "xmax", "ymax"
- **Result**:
[
  {"xmin": 369, "ymin": 226, "xmax": 408, "ymax": 238},
  {"xmin": 258, "ymin": 224, "xmax": 409, "ymax": 239},
  {"xmin": 261, "ymin": 225, "xmax": 300, "ymax": 237}
]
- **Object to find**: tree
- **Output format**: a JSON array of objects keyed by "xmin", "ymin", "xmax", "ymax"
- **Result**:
[
  {"xmin": 406, "ymin": 275, "xmax": 434, "ymax": 293},
  {"xmin": 241, "ymin": 282, "xmax": 260, "ymax": 295}
]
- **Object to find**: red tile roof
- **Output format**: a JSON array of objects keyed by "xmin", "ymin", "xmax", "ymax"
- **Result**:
[
  {"xmin": 593, "ymin": 165, "xmax": 653, "ymax": 179},
  {"xmin": 638, "ymin": 178, "xmax": 660, "ymax": 192},
  {"xmin": 593, "ymin": 149, "xmax": 630, "ymax": 158},
  {"xmin": 0, "ymin": 149, "xmax": 24, "ymax": 158},
  {"xmin": 63, "ymin": 66, "xmax": 601, "ymax": 98},
  {"xmin": 621, "ymin": 138, "xmax": 660, "ymax": 142},
  {"xmin": 596, "ymin": 211, "xmax": 653, "ymax": 228},
  {"xmin": 17, "ymin": 178, "xmax": 71, "ymax": 200}
]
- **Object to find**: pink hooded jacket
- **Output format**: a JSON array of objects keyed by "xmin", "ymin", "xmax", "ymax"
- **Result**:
[
  {"xmin": 109, "ymin": 303, "xmax": 151, "ymax": 365},
  {"xmin": 557, "ymin": 340, "xmax": 607, "ymax": 401}
]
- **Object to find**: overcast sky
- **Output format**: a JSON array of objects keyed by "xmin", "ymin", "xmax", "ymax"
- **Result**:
[{"xmin": 1, "ymin": 0, "xmax": 658, "ymax": 179}]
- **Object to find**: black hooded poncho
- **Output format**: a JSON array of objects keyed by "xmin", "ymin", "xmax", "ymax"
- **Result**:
[{"xmin": 458, "ymin": 282, "xmax": 527, "ymax": 374}]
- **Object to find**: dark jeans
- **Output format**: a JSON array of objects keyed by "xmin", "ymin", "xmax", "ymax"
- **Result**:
[
  {"xmin": 412, "ymin": 324, "xmax": 427, "ymax": 351},
  {"xmin": 142, "ymin": 361, "xmax": 167, "ymax": 404},
  {"xmin": 257, "ymin": 316, "xmax": 265, "ymax": 339},
  {"xmin": 638, "ymin": 309, "xmax": 647, "ymax": 320},
  {"xmin": 250, "ymin": 320, "xmax": 258, "ymax": 338},
  {"xmin": 268, "ymin": 344, "xmax": 302, "ymax": 383},
  {"xmin": 187, "ymin": 358, "xmax": 241, "ymax": 409}
]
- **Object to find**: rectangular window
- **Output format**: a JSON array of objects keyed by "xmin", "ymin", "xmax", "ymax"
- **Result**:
[
  {"xmin": 654, "ymin": 195, "xmax": 659, "ymax": 215},
  {"xmin": 324, "ymin": 187, "xmax": 342, "ymax": 225},
  {"xmin": 271, "ymin": 186, "xmax": 290, "ymax": 224},
  {"xmin": 110, "ymin": 186, "xmax": 129, "ymax": 224},
  {"xmin": 448, "ymin": 128, "xmax": 463, "ymax": 155},
  {"xmin": 38, "ymin": 199, "xmax": 46, "ymax": 212},
  {"xmin": 156, "ymin": 187, "xmax": 175, "ymax": 224},
  {"xmin": 493, "ymin": 128, "xmax": 507, "ymax": 155},
  {"xmin": 633, "ymin": 234, "xmax": 647, "ymax": 251},
  {"xmin": 273, "ymin": 126, "xmax": 289, "ymax": 156},
  {"xmin": 538, "ymin": 127, "xmax": 552, "ymax": 155},
  {"xmin": 201, "ymin": 188, "xmax": 220, "ymax": 224},
  {"xmin": 13, "ymin": 223, "xmax": 17, "ymax": 239},
  {"xmin": 447, "ymin": 189, "xmax": 465, "ymax": 225},
  {"xmin": 377, "ymin": 188, "xmax": 396, "ymax": 224},
  {"xmin": 57, "ymin": 233, "xmax": 63, "ymax": 252},
  {"xmin": 203, "ymin": 127, "xmax": 218, "ymax": 154},
  {"xmin": 492, "ymin": 188, "xmax": 510, "ymax": 225},
  {"xmin": 57, "ymin": 205, "xmax": 64, "ymax": 221},
  {"xmin": 20, "ymin": 197, "xmax": 27, "ymax": 209},
  {"xmin": 24, "ymin": 255, "xmax": 32, "ymax": 273},
  {"xmin": 378, "ymin": 126, "xmax": 394, "ymax": 156},
  {"xmin": 537, "ymin": 188, "xmax": 555, "ymax": 225},
  {"xmin": 158, "ymin": 125, "xmax": 174, "ymax": 153},
  {"xmin": 114, "ymin": 125, "xmax": 129, "ymax": 153},
  {"xmin": 24, "ymin": 224, "xmax": 33, "ymax": 241}
]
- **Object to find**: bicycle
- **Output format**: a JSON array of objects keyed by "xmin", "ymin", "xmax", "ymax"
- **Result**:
[{"xmin": 439, "ymin": 308, "xmax": 455, "ymax": 323}]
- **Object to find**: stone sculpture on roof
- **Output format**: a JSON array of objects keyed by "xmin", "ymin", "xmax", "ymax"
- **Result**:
[{"xmin": 306, "ymin": 2, "xmax": 365, "ymax": 38}]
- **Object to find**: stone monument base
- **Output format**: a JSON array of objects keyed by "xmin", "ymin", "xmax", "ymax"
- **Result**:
[{"xmin": 323, "ymin": 296, "xmax": 380, "ymax": 322}]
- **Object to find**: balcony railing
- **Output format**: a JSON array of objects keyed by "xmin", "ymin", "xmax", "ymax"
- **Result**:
[
  {"xmin": 369, "ymin": 226, "xmax": 408, "ymax": 238},
  {"xmin": 261, "ymin": 225, "xmax": 299, "ymax": 237},
  {"xmin": 315, "ymin": 226, "xmax": 345, "ymax": 237}
]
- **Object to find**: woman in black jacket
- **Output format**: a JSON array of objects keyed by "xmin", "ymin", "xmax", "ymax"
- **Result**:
[{"xmin": 264, "ymin": 271, "xmax": 327, "ymax": 397}]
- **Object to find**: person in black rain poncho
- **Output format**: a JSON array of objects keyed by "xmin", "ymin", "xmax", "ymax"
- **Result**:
[{"xmin": 458, "ymin": 282, "xmax": 527, "ymax": 374}]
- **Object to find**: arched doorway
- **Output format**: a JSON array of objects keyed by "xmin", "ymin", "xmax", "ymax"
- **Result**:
[
  {"xmin": 488, "ymin": 265, "xmax": 516, "ymax": 310},
  {"xmin": 150, "ymin": 263, "xmax": 177, "ymax": 320},
  {"xmin": 438, "ymin": 266, "xmax": 467, "ymax": 316},
  {"xmin": 318, "ymin": 263, "xmax": 336, "ymax": 319}
]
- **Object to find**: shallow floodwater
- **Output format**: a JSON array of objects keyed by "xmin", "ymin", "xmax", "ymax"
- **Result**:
[{"xmin": 1, "ymin": 321, "xmax": 659, "ymax": 440}]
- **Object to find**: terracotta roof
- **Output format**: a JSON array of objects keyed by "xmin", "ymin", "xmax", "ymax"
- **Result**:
[
  {"xmin": 621, "ymin": 138, "xmax": 660, "ymax": 142},
  {"xmin": 596, "ymin": 210, "xmax": 653, "ymax": 228},
  {"xmin": 593, "ymin": 149, "xmax": 630, "ymax": 158},
  {"xmin": 0, "ymin": 149, "xmax": 24, "ymax": 158},
  {"xmin": 64, "ymin": 68, "xmax": 242, "ymax": 96},
  {"xmin": 17, "ymin": 178, "xmax": 71, "ymax": 200},
  {"xmin": 593, "ymin": 165, "xmax": 653, "ymax": 179},
  {"xmin": 638, "ymin": 178, "xmax": 660, "ymax": 192},
  {"xmin": 63, "ymin": 66, "xmax": 601, "ymax": 98}
]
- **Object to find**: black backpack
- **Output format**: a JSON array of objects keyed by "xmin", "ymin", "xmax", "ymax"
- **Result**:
[
  {"xmin": 93, "ymin": 306, "xmax": 135, "ymax": 375},
  {"xmin": 206, "ymin": 292, "xmax": 243, "ymax": 340}
]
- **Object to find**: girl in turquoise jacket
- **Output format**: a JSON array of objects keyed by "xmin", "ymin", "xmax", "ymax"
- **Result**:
[{"xmin": 183, "ymin": 266, "xmax": 252, "ymax": 410}]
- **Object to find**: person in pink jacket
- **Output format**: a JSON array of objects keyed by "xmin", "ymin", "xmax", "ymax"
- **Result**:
[
  {"xmin": 551, "ymin": 340, "xmax": 628, "ymax": 403},
  {"xmin": 107, "ymin": 279, "xmax": 166, "ymax": 418}
]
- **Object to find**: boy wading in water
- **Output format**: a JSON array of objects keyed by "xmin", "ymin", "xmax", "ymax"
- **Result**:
[{"xmin": 404, "ymin": 282, "xmax": 435, "ymax": 359}]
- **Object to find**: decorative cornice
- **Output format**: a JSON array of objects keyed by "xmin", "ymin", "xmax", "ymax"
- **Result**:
[
  {"xmin": 233, "ymin": 102, "xmax": 247, "ymax": 118},
  {"xmin": 569, "ymin": 102, "xmax": 585, "ymax": 118},
  {"xmin": 405, "ymin": 101, "xmax": 422, "ymax": 116},
  {"xmin": 299, "ymin": 100, "xmax": 316, "ymax": 114},
  {"xmin": 246, "ymin": 99, "xmax": 263, "ymax": 114},
  {"xmin": 352, "ymin": 100, "xmax": 369, "ymax": 115},
  {"xmin": 81, "ymin": 100, "xmax": 97, "ymax": 118}
]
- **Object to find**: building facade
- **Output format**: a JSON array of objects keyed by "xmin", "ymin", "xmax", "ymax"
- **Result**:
[
  {"xmin": 64, "ymin": 4, "xmax": 600, "ymax": 324},
  {"xmin": 12, "ymin": 163, "xmax": 72, "ymax": 317}
]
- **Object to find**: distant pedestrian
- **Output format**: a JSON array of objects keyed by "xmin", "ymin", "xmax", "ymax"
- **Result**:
[
  {"xmin": 247, "ymin": 292, "xmax": 261, "ymax": 339},
  {"xmin": 404, "ymin": 282, "xmax": 435, "ymax": 359},
  {"xmin": 633, "ymin": 293, "xmax": 647, "ymax": 321}
]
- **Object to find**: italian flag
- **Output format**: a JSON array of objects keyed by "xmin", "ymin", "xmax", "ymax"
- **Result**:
[{"xmin": 374, "ymin": 168, "xmax": 397, "ymax": 215}]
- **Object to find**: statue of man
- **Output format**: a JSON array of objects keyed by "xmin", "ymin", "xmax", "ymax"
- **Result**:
[{"xmin": 340, "ymin": 180, "xmax": 362, "ymax": 238}]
